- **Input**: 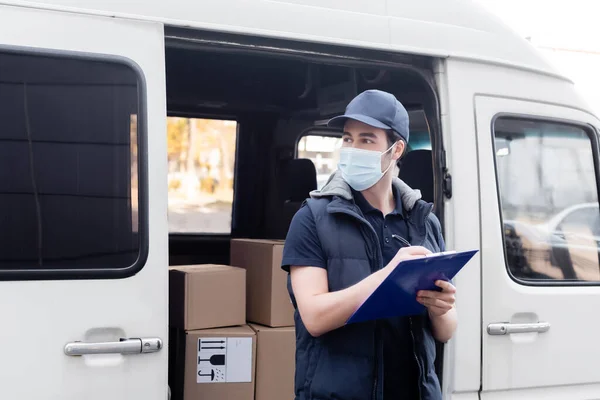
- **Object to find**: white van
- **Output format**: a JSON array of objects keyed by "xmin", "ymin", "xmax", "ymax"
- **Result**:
[{"xmin": 1, "ymin": 0, "xmax": 599, "ymax": 399}]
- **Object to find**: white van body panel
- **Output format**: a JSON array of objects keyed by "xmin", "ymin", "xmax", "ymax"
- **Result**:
[
  {"xmin": 1, "ymin": 0, "xmax": 563, "ymax": 77},
  {"xmin": 0, "ymin": 5, "xmax": 168, "ymax": 400},
  {"xmin": 477, "ymin": 96, "xmax": 600, "ymax": 398},
  {"xmin": 435, "ymin": 57, "xmax": 483, "ymax": 396},
  {"xmin": 448, "ymin": 393, "xmax": 480, "ymax": 400},
  {"xmin": 481, "ymin": 384, "xmax": 600, "ymax": 400},
  {"xmin": 1, "ymin": 0, "xmax": 598, "ymax": 399},
  {"xmin": 442, "ymin": 58, "xmax": 600, "ymax": 398}
]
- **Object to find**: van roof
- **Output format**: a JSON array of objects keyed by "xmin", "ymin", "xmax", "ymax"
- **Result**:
[{"xmin": 11, "ymin": 0, "xmax": 563, "ymax": 79}]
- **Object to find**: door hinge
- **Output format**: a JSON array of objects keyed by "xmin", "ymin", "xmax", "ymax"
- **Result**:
[
  {"xmin": 441, "ymin": 150, "xmax": 452, "ymax": 199},
  {"xmin": 443, "ymin": 172, "xmax": 452, "ymax": 199}
]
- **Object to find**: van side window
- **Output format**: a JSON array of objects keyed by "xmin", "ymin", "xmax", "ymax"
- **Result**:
[
  {"xmin": 167, "ymin": 117, "xmax": 237, "ymax": 234},
  {"xmin": 494, "ymin": 116, "xmax": 600, "ymax": 283},
  {"xmin": 0, "ymin": 51, "xmax": 143, "ymax": 275},
  {"xmin": 297, "ymin": 134, "xmax": 342, "ymax": 190}
]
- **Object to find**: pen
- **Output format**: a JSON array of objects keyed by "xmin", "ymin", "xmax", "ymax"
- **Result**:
[
  {"xmin": 391, "ymin": 234, "xmax": 411, "ymax": 247},
  {"xmin": 392, "ymin": 234, "xmax": 457, "ymax": 257}
]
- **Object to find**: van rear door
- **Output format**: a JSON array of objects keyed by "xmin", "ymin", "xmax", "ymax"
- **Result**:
[
  {"xmin": 476, "ymin": 95, "xmax": 600, "ymax": 399},
  {"xmin": 0, "ymin": 6, "xmax": 168, "ymax": 399}
]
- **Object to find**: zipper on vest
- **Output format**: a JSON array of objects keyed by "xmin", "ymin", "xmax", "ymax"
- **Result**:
[
  {"xmin": 328, "ymin": 206, "xmax": 383, "ymax": 400},
  {"xmin": 409, "ymin": 317, "xmax": 423, "ymax": 399}
]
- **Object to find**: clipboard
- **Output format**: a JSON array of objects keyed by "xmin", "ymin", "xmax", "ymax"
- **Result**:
[{"xmin": 346, "ymin": 249, "xmax": 479, "ymax": 324}]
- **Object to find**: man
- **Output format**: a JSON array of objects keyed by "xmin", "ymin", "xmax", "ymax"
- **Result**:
[{"xmin": 281, "ymin": 89, "xmax": 456, "ymax": 400}]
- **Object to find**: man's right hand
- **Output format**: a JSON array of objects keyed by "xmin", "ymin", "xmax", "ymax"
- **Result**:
[
  {"xmin": 291, "ymin": 246, "xmax": 432, "ymax": 337},
  {"xmin": 389, "ymin": 246, "xmax": 432, "ymax": 268}
]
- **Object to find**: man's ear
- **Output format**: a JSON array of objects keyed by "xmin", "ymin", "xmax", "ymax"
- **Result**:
[{"xmin": 393, "ymin": 140, "xmax": 406, "ymax": 160}]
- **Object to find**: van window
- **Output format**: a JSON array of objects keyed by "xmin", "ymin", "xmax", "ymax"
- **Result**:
[
  {"xmin": 0, "ymin": 50, "xmax": 143, "ymax": 275},
  {"xmin": 405, "ymin": 109, "xmax": 432, "ymax": 151},
  {"xmin": 167, "ymin": 117, "xmax": 237, "ymax": 234},
  {"xmin": 494, "ymin": 116, "xmax": 600, "ymax": 283},
  {"xmin": 297, "ymin": 134, "xmax": 342, "ymax": 190}
]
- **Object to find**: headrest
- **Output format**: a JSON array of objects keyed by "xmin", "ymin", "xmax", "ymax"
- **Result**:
[
  {"xmin": 398, "ymin": 149, "xmax": 434, "ymax": 204},
  {"xmin": 279, "ymin": 159, "xmax": 317, "ymax": 202}
]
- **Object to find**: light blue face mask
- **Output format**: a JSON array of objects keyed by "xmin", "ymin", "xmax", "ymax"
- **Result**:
[{"xmin": 338, "ymin": 144, "xmax": 396, "ymax": 191}]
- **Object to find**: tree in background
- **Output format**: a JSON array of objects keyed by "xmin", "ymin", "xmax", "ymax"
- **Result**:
[{"xmin": 166, "ymin": 117, "xmax": 236, "ymax": 200}]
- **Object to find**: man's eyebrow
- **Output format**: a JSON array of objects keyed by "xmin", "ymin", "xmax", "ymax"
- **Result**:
[
  {"xmin": 358, "ymin": 132, "xmax": 377, "ymax": 138},
  {"xmin": 342, "ymin": 132, "xmax": 378, "ymax": 139}
]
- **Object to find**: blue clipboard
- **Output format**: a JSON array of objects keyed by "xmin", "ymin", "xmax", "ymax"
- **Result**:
[{"xmin": 346, "ymin": 249, "xmax": 479, "ymax": 324}]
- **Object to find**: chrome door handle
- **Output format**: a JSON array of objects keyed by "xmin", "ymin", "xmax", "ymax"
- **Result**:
[
  {"xmin": 64, "ymin": 337, "xmax": 163, "ymax": 356},
  {"xmin": 487, "ymin": 322, "xmax": 550, "ymax": 335}
]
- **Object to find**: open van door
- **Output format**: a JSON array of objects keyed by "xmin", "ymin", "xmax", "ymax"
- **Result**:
[
  {"xmin": 0, "ymin": 6, "xmax": 168, "ymax": 399},
  {"xmin": 476, "ymin": 95, "xmax": 600, "ymax": 399}
]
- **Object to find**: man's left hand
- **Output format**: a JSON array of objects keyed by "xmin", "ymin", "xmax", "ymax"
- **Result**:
[{"xmin": 417, "ymin": 280, "xmax": 456, "ymax": 317}]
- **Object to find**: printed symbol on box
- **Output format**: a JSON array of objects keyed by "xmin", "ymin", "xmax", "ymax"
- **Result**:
[
  {"xmin": 198, "ymin": 368, "xmax": 225, "ymax": 382},
  {"xmin": 199, "ymin": 354, "xmax": 225, "ymax": 366},
  {"xmin": 197, "ymin": 337, "xmax": 252, "ymax": 384},
  {"xmin": 197, "ymin": 338, "xmax": 226, "ymax": 383}
]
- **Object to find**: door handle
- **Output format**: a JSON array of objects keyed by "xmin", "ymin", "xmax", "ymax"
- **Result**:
[
  {"xmin": 487, "ymin": 322, "xmax": 550, "ymax": 335},
  {"xmin": 64, "ymin": 337, "xmax": 163, "ymax": 356}
]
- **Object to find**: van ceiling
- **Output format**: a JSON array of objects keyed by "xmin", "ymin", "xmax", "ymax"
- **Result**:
[{"xmin": 165, "ymin": 46, "xmax": 433, "ymax": 118}]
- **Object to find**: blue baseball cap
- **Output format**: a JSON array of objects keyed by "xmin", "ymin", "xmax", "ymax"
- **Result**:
[{"xmin": 327, "ymin": 89, "xmax": 409, "ymax": 142}]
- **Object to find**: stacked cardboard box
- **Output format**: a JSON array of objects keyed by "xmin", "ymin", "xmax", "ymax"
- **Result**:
[
  {"xmin": 169, "ymin": 265, "xmax": 246, "ymax": 330},
  {"xmin": 169, "ymin": 264, "xmax": 256, "ymax": 400},
  {"xmin": 229, "ymin": 239, "xmax": 295, "ymax": 327},
  {"xmin": 250, "ymin": 324, "xmax": 296, "ymax": 400},
  {"xmin": 231, "ymin": 239, "xmax": 297, "ymax": 400},
  {"xmin": 169, "ymin": 240, "xmax": 297, "ymax": 400}
]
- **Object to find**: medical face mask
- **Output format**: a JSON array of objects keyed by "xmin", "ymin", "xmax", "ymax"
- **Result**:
[{"xmin": 338, "ymin": 144, "xmax": 396, "ymax": 191}]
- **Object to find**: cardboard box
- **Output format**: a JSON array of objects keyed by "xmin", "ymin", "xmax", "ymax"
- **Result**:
[
  {"xmin": 230, "ymin": 239, "xmax": 294, "ymax": 327},
  {"xmin": 169, "ymin": 264, "xmax": 246, "ymax": 330},
  {"xmin": 170, "ymin": 325, "xmax": 257, "ymax": 400},
  {"xmin": 250, "ymin": 324, "xmax": 296, "ymax": 400}
]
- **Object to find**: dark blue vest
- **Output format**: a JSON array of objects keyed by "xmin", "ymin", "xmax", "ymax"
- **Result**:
[{"xmin": 287, "ymin": 193, "xmax": 445, "ymax": 400}]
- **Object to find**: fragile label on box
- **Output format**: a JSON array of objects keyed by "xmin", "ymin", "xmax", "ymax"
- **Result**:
[{"xmin": 197, "ymin": 337, "xmax": 252, "ymax": 383}]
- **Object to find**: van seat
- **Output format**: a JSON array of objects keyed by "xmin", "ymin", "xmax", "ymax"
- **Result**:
[
  {"xmin": 270, "ymin": 158, "xmax": 317, "ymax": 239},
  {"xmin": 399, "ymin": 149, "xmax": 434, "ymax": 204}
]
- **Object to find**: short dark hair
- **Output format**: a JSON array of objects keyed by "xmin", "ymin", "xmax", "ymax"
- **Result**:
[
  {"xmin": 386, "ymin": 130, "xmax": 406, "ymax": 169},
  {"xmin": 385, "ymin": 129, "xmax": 400, "ymax": 147},
  {"xmin": 385, "ymin": 129, "xmax": 403, "ymax": 147},
  {"xmin": 386, "ymin": 128, "xmax": 406, "ymax": 149}
]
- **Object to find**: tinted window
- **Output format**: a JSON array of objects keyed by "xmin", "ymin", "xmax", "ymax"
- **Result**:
[
  {"xmin": 297, "ymin": 134, "xmax": 342, "ymax": 190},
  {"xmin": 167, "ymin": 118, "xmax": 237, "ymax": 234},
  {"xmin": 494, "ymin": 117, "xmax": 600, "ymax": 283},
  {"xmin": 0, "ymin": 51, "xmax": 143, "ymax": 274}
]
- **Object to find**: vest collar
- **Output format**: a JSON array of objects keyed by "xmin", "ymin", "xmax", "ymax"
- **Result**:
[
  {"xmin": 310, "ymin": 170, "xmax": 422, "ymax": 212},
  {"xmin": 313, "ymin": 171, "xmax": 434, "ymax": 246}
]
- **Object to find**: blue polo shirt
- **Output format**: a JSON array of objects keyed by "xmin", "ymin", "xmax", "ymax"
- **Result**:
[
  {"xmin": 352, "ymin": 186, "xmax": 420, "ymax": 399},
  {"xmin": 282, "ymin": 184, "xmax": 420, "ymax": 399}
]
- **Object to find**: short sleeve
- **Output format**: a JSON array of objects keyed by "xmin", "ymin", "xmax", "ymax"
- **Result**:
[{"xmin": 281, "ymin": 205, "xmax": 327, "ymax": 272}]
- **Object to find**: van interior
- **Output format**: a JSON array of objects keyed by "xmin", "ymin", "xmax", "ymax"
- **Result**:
[
  {"xmin": 163, "ymin": 27, "xmax": 447, "ymax": 390},
  {"xmin": 164, "ymin": 27, "xmax": 444, "ymax": 267}
]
